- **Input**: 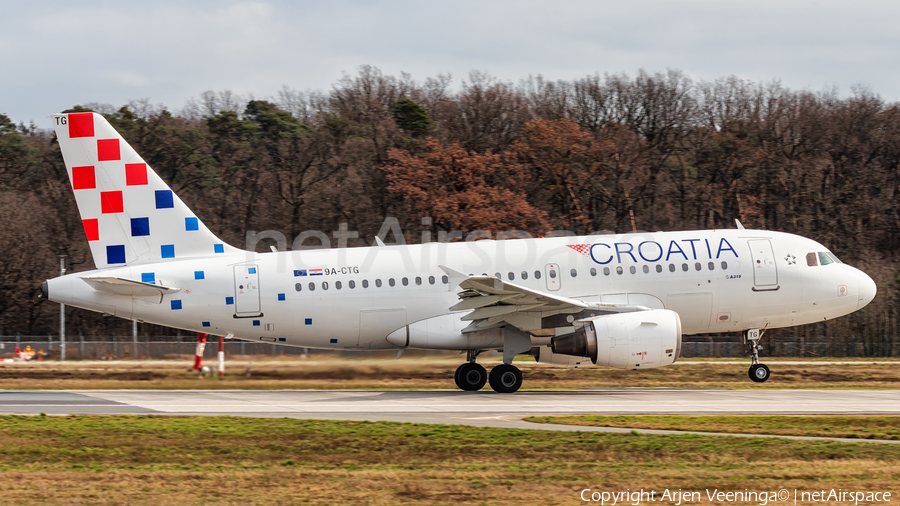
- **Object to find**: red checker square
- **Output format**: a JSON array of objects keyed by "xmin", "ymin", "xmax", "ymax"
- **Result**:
[
  {"xmin": 82, "ymin": 219, "xmax": 100, "ymax": 241},
  {"xmin": 71, "ymin": 166, "xmax": 96, "ymax": 190},
  {"xmin": 125, "ymin": 163, "xmax": 148, "ymax": 185},
  {"xmin": 68, "ymin": 113, "xmax": 94, "ymax": 138},
  {"xmin": 97, "ymin": 139, "xmax": 120, "ymax": 161},
  {"xmin": 101, "ymin": 191, "xmax": 124, "ymax": 213}
]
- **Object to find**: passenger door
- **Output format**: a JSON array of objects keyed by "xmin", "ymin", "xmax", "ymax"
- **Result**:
[
  {"xmin": 234, "ymin": 265, "xmax": 262, "ymax": 317},
  {"xmin": 748, "ymin": 239, "xmax": 778, "ymax": 289}
]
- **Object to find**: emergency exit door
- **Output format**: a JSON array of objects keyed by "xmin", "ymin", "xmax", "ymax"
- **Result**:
[
  {"xmin": 545, "ymin": 263, "xmax": 561, "ymax": 291},
  {"xmin": 748, "ymin": 239, "xmax": 778, "ymax": 288},
  {"xmin": 234, "ymin": 265, "xmax": 262, "ymax": 317}
]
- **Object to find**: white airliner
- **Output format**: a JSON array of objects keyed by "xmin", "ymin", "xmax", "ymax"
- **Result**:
[{"xmin": 41, "ymin": 112, "xmax": 877, "ymax": 393}]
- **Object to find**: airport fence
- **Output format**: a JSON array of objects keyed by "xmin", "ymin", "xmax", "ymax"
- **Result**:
[{"xmin": 0, "ymin": 334, "xmax": 896, "ymax": 360}]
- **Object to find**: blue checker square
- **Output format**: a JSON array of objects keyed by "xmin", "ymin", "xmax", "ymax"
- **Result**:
[
  {"xmin": 225, "ymin": 296, "xmax": 234, "ymax": 305},
  {"xmin": 141, "ymin": 272, "xmax": 155, "ymax": 283},
  {"xmin": 155, "ymin": 190, "xmax": 174, "ymax": 209},
  {"xmin": 214, "ymin": 244, "xmax": 224, "ymax": 254},
  {"xmin": 278, "ymin": 338, "xmax": 286, "ymax": 342},
  {"xmin": 252, "ymin": 320, "xmax": 260, "ymax": 326},
  {"xmin": 170, "ymin": 300, "xmax": 182, "ymax": 310},
  {"xmin": 305, "ymin": 318, "xmax": 312, "ymax": 325},
  {"xmin": 185, "ymin": 217, "xmax": 199, "ymax": 231},
  {"xmin": 161, "ymin": 244, "xmax": 175, "ymax": 258},
  {"xmin": 194, "ymin": 271, "xmax": 205, "ymax": 280},
  {"xmin": 202, "ymin": 321, "xmax": 210, "ymax": 327},
  {"xmin": 130, "ymin": 217, "xmax": 150, "ymax": 237},
  {"xmin": 329, "ymin": 338, "xmax": 338, "ymax": 344},
  {"xmin": 106, "ymin": 245, "xmax": 126, "ymax": 264},
  {"xmin": 249, "ymin": 267, "xmax": 257, "ymax": 274},
  {"xmin": 277, "ymin": 293, "xmax": 285, "ymax": 301}
]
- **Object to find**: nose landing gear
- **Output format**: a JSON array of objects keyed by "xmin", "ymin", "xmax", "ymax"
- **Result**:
[{"xmin": 745, "ymin": 328, "xmax": 770, "ymax": 383}]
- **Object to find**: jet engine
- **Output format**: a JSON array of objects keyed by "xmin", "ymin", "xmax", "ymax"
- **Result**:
[{"xmin": 541, "ymin": 309, "xmax": 682, "ymax": 369}]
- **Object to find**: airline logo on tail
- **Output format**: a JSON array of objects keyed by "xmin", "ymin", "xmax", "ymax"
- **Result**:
[{"xmin": 53, "ymin": 113, "xmax": 238, "ymax": 268}]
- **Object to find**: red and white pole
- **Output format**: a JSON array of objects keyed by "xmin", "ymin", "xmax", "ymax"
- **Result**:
[
  {"xmin": 193, "ymin": 333, "xmax": 207, "ymax": 372},
  {"xmin": 217, "ymin": 334, "xmax": 225, "ymax": 379}
]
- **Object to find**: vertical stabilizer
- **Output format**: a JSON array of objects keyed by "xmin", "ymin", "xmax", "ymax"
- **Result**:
[{"xmin": 53, "ymin": 112, "xmax": 241, "ymax": 268}]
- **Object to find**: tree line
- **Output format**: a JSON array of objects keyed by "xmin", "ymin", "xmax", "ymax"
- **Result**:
[{"xmin": 1, "ymin": 66, "xmax": 898, "ymax": 356}]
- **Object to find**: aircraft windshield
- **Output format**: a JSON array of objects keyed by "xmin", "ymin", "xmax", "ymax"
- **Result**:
[{"xmin": 818, "ymin": 252, "xmax": 834, "ymax": 266}]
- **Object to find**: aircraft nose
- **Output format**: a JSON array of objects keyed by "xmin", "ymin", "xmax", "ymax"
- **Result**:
[{"xmin": 858, "ymin": 271, "xmax": 877, "ymax": 309}]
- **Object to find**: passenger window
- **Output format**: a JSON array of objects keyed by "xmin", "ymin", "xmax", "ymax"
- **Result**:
[
  {"xmin": 695, "ymin": 262, "xmax": 701, "ymax": 271},
  {"xmin": 818, "ymin": 252, "xmax": 833, "ymax": 266},
  {"xmin": 495, "ymin": 272, "xmax": 502, "ymax": 279},
  {"xmin": 375, "ymin": 279, "xmax": 382, "ymax": 288},
  {"xmin": 806, "ymin": 252, "xmax": 818, "ymax": 266},
  {"xmin": 721, "ymin": 261, "xmax": 728, "ymax": 270},
  {"xmin": 349, "ymin": 280, "xmax": 356, "ymax": 289},
  {"xmin": 570, "ymin": 268, "xmax": 577, "ymax": 278},
  {"xmin": 521, "ymin": 271, "xmax": 528, "ymax": 280},
  {"xmin": 656, "ymin": 265, "xmax": 662, "ymax": 273},
  {"xmin": 590, "ymin": 267, "xmax": 597, "ymax": 276},
  {"xmin": 508, "ymin": 272, "xmax": 515, "ymax": 280},
  {"xmin": 308, "ymin": 282, "xmax": 315, "ymax": 291},
  {"xmin": 669, "ymin": 264, "xmax": 676, "ymax": 272},
  {"xmin": 295, "ymin": 283, "xmax": 302, "ymax": 292},
  {"xmin": 402, "ymin": 277, "xmax": 408, "ymax": 286},
  {"xmin": 442, "ymin": 275, "xmax": 449, "ymax": 284},
  {"xmin": 428, "ymin": 276, "xmax": 435, "ymax": 285},
  {"xmin": 322, "ymin": 281, "xmax": 329, "ymax": 290},
  {"xmin": 363, "ymin": 279, "xmax": 369, "ymax": 288},
  {"xmin": 603, "ymin": 267, "xmax": 610, "ymax": 275},
  {"xmin": 616, "ymin": 266, "xmax": 623, "ymax": 275},
  {"xmin": 389, "ymin": 278, "xmax": 396, "ymax": 287},
  {"xmin": 549, "ymin": 269, "xmax": 557, "ymax": 279},
  {"xmin": 708, "ymin": 262, "xmax": 715, "ymax": 270},
  {"xmin": 642, "ymin": 265, "xmax": 649, "ymax": 274},
  {"xmin": 335, "ymin": 281, "xmax": 342, "ymax": 290},
  {"xmin": 535, "ymin": 271, "xmax": 542, "ymax": 279},
  {"xmin": 681, "ymin": 263, "xmax": 688, "ymax": 272},
  {"xmin": 629, "ymin": 266, "xmax": 636, "ymax": 274},
  {"xmin": 415, "ymin": 277, "xmax": 422, "ymax": 285}
]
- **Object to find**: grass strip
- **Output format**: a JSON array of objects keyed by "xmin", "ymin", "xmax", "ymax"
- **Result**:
[
  {"xmin": 0, "ymin": 415, "xmax": 897, "ymax": 504},
  {"xmin": 525, "ymin": 415, "xmax": 900, "ymax": 440}
]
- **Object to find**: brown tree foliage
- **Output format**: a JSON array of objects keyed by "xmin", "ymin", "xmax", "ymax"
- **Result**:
[{"xmin": 0, "ymin": 68, "xmax": 898, "ymax": 355}]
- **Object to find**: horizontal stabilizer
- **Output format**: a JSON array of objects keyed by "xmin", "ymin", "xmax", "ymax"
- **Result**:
[{"xmin": 81, "ymin": 276, "xmax": 181, "ymax": 297}]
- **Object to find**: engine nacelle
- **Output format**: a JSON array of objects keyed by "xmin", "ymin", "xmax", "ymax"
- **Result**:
[{"xmin": 548, "ymin": 309, "xmax": 682, "ymax": 369}]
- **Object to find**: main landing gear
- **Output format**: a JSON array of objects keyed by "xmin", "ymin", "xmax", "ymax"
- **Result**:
[
  {"xmin": 454, "ymin": 350, "xmax": 523, "ymax": 393},
  {"xmin": 745, "ymin": 328, "xmax": 771, "ymax": 383}
]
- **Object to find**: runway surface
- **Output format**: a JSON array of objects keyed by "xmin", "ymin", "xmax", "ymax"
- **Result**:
[{"xmin": 1, "ymin": 388, "xmax": 899, "ymax": 443}]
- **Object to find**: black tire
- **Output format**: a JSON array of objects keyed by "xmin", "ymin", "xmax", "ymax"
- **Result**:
[
  {"xmin": 455, "ymin": 363, "xmax": 487, "ymax": 391},
  {"xmin": 749, "ymin": 363, "xmax": 770, "ymax": 383},
  {"xmin": 488, "ymin": 364, "xmax": 523, "ymax": 393}
]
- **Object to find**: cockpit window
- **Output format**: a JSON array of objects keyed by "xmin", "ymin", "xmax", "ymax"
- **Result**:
[
  {"xmin": 806, "ymin": 252, "xmax": 818, "ymax": 266},
  {"xmin": 818, "ymin": 252, "xmax": 834, "ymax": 266},
  {"xmin": 827, "ymin": 252, "xmax": 842, "ymax": 264}
]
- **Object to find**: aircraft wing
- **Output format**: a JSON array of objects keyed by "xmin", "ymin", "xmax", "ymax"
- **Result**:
[{"xmin": 439, "ymin": 266, "xmax": 648, "ymax": 333}]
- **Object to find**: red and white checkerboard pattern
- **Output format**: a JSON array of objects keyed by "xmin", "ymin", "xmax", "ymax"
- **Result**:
[
  {"xmin": 53, "ymin": 112, "xmax": 237, "ymax": 268},
  {"xmin": 566, "ymin": 244, "xmax": 592, "ymax": 257}
]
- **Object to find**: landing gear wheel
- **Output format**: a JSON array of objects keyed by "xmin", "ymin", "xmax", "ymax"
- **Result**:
[
  {"xmin": 749, "ymin": 363, "xmax": 770, "ymax": 383},
  {"xmin": 488, "ymin": 364, "xmax": 523, "ymax": 393},
  {"xmin": 454, "ymin": 363, "xmax": 487, "ymax": 391}
]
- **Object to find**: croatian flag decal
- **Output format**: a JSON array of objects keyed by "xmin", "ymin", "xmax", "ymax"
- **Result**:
[{"xmin": 309, "ymin": 269, "xmax": 323, "ymax": 276}]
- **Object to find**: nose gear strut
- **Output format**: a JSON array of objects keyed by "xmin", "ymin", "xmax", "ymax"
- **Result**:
[{"xmin": 744, "ymin": 328, "xmax": 771, "ymax": 383}]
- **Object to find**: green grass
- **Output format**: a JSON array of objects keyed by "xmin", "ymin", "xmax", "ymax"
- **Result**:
[
  {"xmin": 525, "ymin": 415, "xmax": 900, "ymax": 440},
  {"xmin": 0, "ymin": 415, "xmax": 898, "ymax": 504}
]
